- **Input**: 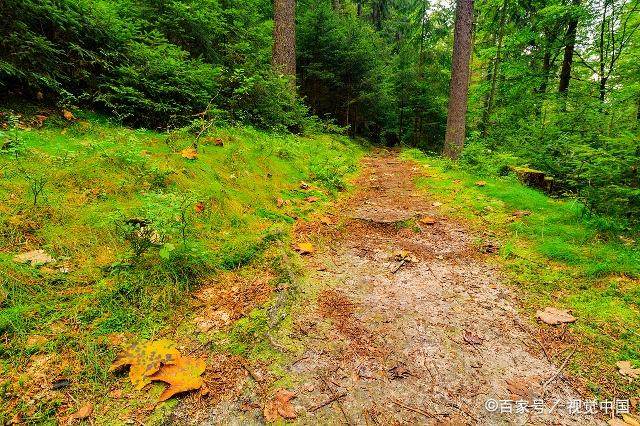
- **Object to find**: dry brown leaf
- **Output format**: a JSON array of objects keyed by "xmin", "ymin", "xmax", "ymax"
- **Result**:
[
  {"xmin": 62, "ymin": 110, "xmax": 75, "ymax": 121},
  {"xmin": 214, "ymin": 138, "xmax": 224, "ymax": 146},
  {"xmin": 13, "ymin": 249, "xmax": 55, "ymax": 266},
  {"xmin": 149, "ymin": 356, "xmax": 206, "ymax": 401},
  {"xmin": 463, "ymin": 330, "xmax": 483, "ymax": 345},
  {"xmin": 296, "ymin": 242, "xmax": 315, "ymax": 255},
  {"xmin": 109, "ymin": 339, "xmax": 180, "ymax": 390},
  {"xmin": 264, "ymin": 389, "xmax": 296, "ymax": 422},
  {"xmin": 536, "ymin": 307, "xmax": 576, "ymax": 325},
  {"xmin": 67, "ymin": 403, "xmax": 93, "ymax": 423},
  {"xmin": 512, "ymin": 210, "xmax": 532, "ymax": 218},
  {"xmin": 305, "ymin": 196, "xmax": 319, "ymax": 203},
  {"xmin": 180, "ymin": 147, "xmax": 198, "ymax": 160},
  {"xmin": 505, "ymin": 377, "xmax": 542, "ymax": 400},
  {"xmin": 420, "ymin": 216, "xmax": 437, "ymax": 225},
  {"xmin": 276, "ymin": 198, "xmax": 285, "ymax": 208},
  {"xmin": 475, "ymin": 181, "xmax": 487, "ymax": 187},
  {"xmin": 432, "ymin": 201, "xmax": 442, "ymax": 207},
  {"xmin": 617, "ymin": 361, "xmax": 640, "ymax": 380},
  {"xmin": 299, "ymin": 181, "xmax": 310, "ymax": 190},
  {"xmin": 194, "ymin": 202, "xmax": 205, "ymax": 214}
]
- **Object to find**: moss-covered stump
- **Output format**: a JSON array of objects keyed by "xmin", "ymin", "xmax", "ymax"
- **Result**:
[{"xmin": 510, "ymin": 166, "xmax": 554, "ymax": 192}]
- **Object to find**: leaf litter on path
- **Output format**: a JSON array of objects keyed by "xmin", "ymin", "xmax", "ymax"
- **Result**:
[{"xmin": 617, "ymin": 361, "xmax": 640, "ymax": 380}]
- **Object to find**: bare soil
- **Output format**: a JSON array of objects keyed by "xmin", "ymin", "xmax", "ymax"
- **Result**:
[{"xmin": 175, "ymin": 150, "xmax": 604, "ymax": 425}]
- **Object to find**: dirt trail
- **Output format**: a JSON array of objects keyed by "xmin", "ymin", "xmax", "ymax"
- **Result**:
[{"xmin": 191, "ymin": 151, "xmax": 603, "ymax": 425}]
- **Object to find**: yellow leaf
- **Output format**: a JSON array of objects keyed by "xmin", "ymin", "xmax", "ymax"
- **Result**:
[
  {"xmin": 180, "ymin": 147, "xmax": 198, "ymax": 160},
  {"xmin": 109, "ymin": 340, "xmax": 180, "ymax": 390},
  {"xmin": 62, "ymin": 109, "xmax": 75, "ymax": 121},
  {"xmin": 296, "ymin": 242, "xmax": 315, "ymax": 255},
  {"xmin": 475, "ymin": 180, "xmax": 487, "ymax": 187},
  {"xmin": 149, "ymin": 356, "xmax": 206, "ymax": 401},
  {"xmin": 420, "ymin": 216, "xmax": 436, "ymax": 225}
]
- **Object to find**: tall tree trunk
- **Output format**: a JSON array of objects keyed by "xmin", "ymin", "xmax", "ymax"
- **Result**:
[
  {"xmin": 480, "ymin": 0, "xmax": 506, "ymax": 137},
  {"xmin": 558, "ymin": 0, "xmax": 580, "ymax": 94},
  {"xmin": 272, "ymin": 0, "xmax": 296, "ymax": 80},
  {"xmin": 539, "ymin": 50, "xmax": 551, "ymax": 94},
  {"xmin": 357, "ymin": 0, "xmax": 363, "ymax": 16},
  {"xmin": 443, "ymin": 0, "xmax": 474, "ymax": 159}
]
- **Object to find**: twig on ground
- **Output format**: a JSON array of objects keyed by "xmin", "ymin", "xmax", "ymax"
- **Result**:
[
  {"xmin": 309, "ymin": 392, "xmax": 347, "ymax": 412},
  {"xmin": 390, "ymin": 398, "xmax": 436, "ymax": 418},
  {"xmin": 543, "ymin": 346, "xmax": 577, "ymax": 392}
]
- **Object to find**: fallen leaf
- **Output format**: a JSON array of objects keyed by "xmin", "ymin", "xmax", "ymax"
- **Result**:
[
  {"xmin": 475, "ymin": 181, "xmax": 487, "ymax": 187},
  {"xmin": 214, "ymin": 138, "xmax": 224, "ymax": 146},
  {"xmin": 300, "ymin": 181, "xmax": 310, "ymax": 190},
  {"xmin": 388, "ymin": 364, "xmax": 411, "ymax": 379},
  {"xmin": 305, "ymin": 196, "xmax": 319, "ymax": 203},
  {"xmin": 617, "ymin": 361, "xmax": 640, "ymax": 380},
  {"xmin": 149, "ymin": 356, "xmax": 206, "ymax": 401},
  {"xmin": 276, "ymin": 198, "xmax": 285, "ymax": 208},
  {"xmin": 536, "ymin": 307, "xmax": 576, "ymax": 325},
  {"xmin": 432, "ymin": 202, "xmax": 442, "ymax": 207},
  {"xmin": 463, "ymin": 330, "xmax": 483, "ymax": 345},
  {"xmin": 67, "ymin": 403, "xmax": 93, "ymax": 423},
  {"xmin": 512, "ymin": 210, "xmax": 532, "ymax": 218},
  {"xmin": 264, "ymin": 389, "xmax": 296, "ymax": 422},
  {"xmin": 505, "ymin": 377, "xmax": 542, "ymax": 400},
  {"xmin": 109, "ymin": 339, "xmax": 180, "ymax": 390},
  {"xmin": 194, "ymin": 202, "xmax": 205, "ymax": 213},
  {"xmin": 62, "ymin": 110, "xmax": 75, "ymax": 121},
  {"xmin": 180, "ymin": 147, "xmax": 198, "ymax": 160},
  {"xmin": 296, "ymin": 242, "xmax": 315, "ymax": 255},
  {"xmin": 13, "ymin": 249, "xmax": 55, "ymax": 266},
  {"xmin": 420, "ymin": 216, "xmax": 437, "ymax": 225}
]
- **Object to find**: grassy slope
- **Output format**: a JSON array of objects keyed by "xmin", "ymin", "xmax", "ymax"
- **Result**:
[
  {"xmin": 0, "ymin": 115, "xmax": 364, "ymax": 423},
  {"xmin": 403, "ymin": 148, "xmax": 640, "ymax": 398}
]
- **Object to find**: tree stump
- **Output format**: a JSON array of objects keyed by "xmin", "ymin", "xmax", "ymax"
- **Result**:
[{"xmin": 510, "ymin": 166, "xmax": 554, "ymax": 192}]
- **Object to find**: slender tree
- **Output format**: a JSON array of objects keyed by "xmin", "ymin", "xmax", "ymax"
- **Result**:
[
  {"xmin": 558, "ymin": 0, "xmax": 580, "ymax": 94},
  {"xmin": 444, "ymin": 0, "xmax": 474, "ymax": 159},
  {"xmin": 273, "ymin": 0, "xmax": 297, "ymax": 80}
]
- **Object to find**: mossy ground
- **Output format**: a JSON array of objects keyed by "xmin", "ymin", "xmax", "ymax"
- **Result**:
[
  {"xmin": 0, "ymin": 112, "xmax": 364, "ymax": 424},
  {"xmin": 403, "ymin": 148, "xmax": 639, "ymax": 399}
]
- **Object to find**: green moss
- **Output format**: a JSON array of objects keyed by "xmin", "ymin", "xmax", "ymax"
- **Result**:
[{"xmin": 0, "ymin": 117, "xmax": 364, "ymax": 423}]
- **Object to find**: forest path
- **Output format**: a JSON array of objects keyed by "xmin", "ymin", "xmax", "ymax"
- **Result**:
[{"xmin": 196, "ymin": 150, "xmax": 603, "ymax": 425}]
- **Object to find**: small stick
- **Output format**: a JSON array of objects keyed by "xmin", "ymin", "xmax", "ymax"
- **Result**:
[
  {"xmin": 309, "ymin": 392, "xmax": 347, "ymax": 412},
  {"xmin": 543, "ymin": 346, "xmax": 577, "ymax": 391},
  {"xmin": 390, "ymin": 399, "xmax": 435, "ymax": 419}
]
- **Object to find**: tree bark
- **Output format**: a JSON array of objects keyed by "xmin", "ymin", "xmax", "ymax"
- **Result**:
[
  {"xmin": 357, "ymin": 0, "xmax": 363, "ymax": 16},
  {"xmin": 443, "ymin": 0, "xmax": 474, "ymax": 159},
  {"xmin": 480, "ymin": 0, "xmax": 506, "ymax": 137},
  {"xmin": 558, "ymin": 0, "xmax": 580, "ymax": 94},
  {"xmin": 272, "ymin": 0, "xmax": 296, "ymax": 79},
  {"xmin": 332, "ymin": 0, "xmax": 340, "ymax": 11}
]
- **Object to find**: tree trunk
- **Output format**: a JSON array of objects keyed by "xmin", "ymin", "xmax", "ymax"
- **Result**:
[
  {"xmin": 443, "ymin": 0, "xmax": 474, "ymax": 159},
  {"xmin": 558, "ymin": 0, "xmax": 580, "ymax": 94},
  {"xmin": 332, "ymin": 0, "xmax": 340, "ymax": 11},
  {"xmin": 272, "ymin": 0, "xmax": 296, "ymax": 80},
  {"xmin": 480, "ymin": 0, "xmax": 506, "ymax": 137},
  {"xmin": 357, "ymin": 0, "xmax": 363, "ymax": 16}
]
